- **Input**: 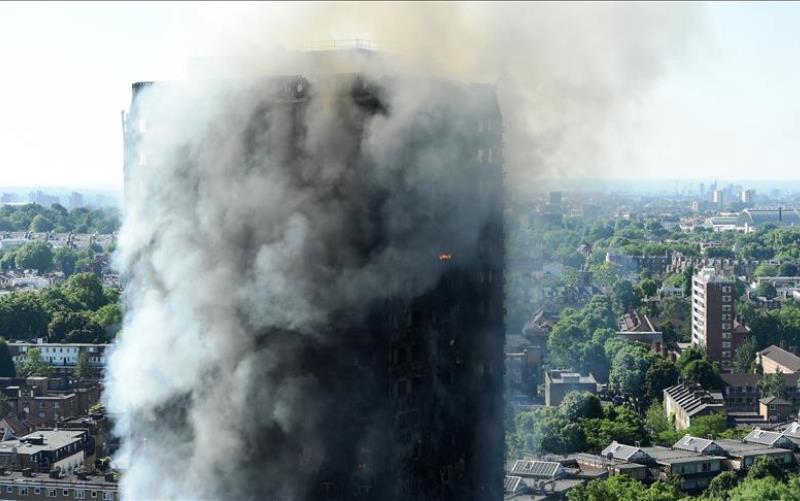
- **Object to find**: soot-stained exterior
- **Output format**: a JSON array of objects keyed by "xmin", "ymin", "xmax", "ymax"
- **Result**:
[{"xmin": 122, "ymin": 67, "xmax": 505, "ymax": 501}]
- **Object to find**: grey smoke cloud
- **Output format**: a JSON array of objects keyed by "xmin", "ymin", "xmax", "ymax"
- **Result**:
[{"xmin": 105, "ymin": 3, "xmax": 703, "ymax": 499}]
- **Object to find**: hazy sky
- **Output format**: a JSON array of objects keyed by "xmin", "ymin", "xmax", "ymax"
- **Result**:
[{"xmin": 0, "ymin": 2, "xmax": 798, "ymax": 190}]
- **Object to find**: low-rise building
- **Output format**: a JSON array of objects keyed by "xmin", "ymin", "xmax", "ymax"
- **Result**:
[
  {"xmin": 8, "ymin": 342, "xmax": 110, "ymax": 369},
  {"xmin": 757, "ymin": 345, "xmax": 800, "ymax": 375},
  {"xmin": 0, "ymin": 470, "xmax": 117, "ymax": 501},
  {"xmin": 0, "ymin": 430, "xmax": 90, "ymax": 474},
  {"xmin": 742, "ymin": 428, "xmax": 795, "ymax": 449},
  {"xmin": 721, "ymin": 373, "xmax": 800, "ymax": 414},
  {"xmin": 664, "ymin": 381, "xmax": 725, "ymax": 430},
  {"xmin": 544, "ymin": 371, "xmax": 597, "ymax": 407},
  {"xmin": 759, "ymin": 397, "xmax": 793, "ymax": 422}
]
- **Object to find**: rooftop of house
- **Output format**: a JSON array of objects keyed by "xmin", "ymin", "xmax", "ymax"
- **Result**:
[
  {"xmin": 664, "ymin": 382, "xmax": 725, "ymax": 417},
  {"xmin": 721, "ymin": 373, "xmax": 799, "ymax": 389},
  {"xmin": 546, "ymin": 371, "xmax": 597, "ymax": 385},
  {"xmin": 0, "ymin": 430, "xmax": 86, "ymax": 456},
  {"xmin": 672, "ymin": 435, "xmax": 720, "ymax": 454},
  {"xmin": 0, "ymin": 469, "xmax": 117, "ymax": 490},
  {"xmin": 760, "ymin": 396, "xmax": 791, "ymax": 406},
  {"xmin": 743, "ymin": 428, "xmax": 788, "ymax": 447},
  {"xmin": 509, "ymin": 460, "xmax": 563, "ymax": 478},
  {"xmin": 758, "ymin": 345, "xmax": 800, "ymax": 373},
  {"xmin": 601, "ymin": 442, "xmax": 647, "ymax": 462},
  {"xmin": 714, "ymin": 439, "xmax": 792, "ymax": 458}
]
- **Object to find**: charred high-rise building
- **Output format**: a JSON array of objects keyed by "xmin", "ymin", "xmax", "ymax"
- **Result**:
[{"xmin": 120, "ymin": 51, "xmax": 505, "ymax": 501}]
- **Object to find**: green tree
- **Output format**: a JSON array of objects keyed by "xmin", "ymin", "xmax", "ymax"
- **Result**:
[
  {"xmin": 48, "ymin": 311, "xmax": 105, "ymax": 343},
  {"xmin": 682, "ymin": 265, "xmax": 695, "ymax": 297},
  {"xmin": 612, "ymin": 280, "xmax": 640, "ymax": 313},
  {"xmin": 644, "ymin": 356, "xmax": 680, "ymax": 404},
  {"xmin": 609, "ymin": 344, "xmax": 652, "ymax": 404},
  {"xmin": 513, "ymin": 407, "xmax": 586, "ymax": 455},
  {"xmin": 29, "ymin": 214, "xmax": 54, "ymax": 233},
  {"xmin": 746, "ymin": 456, "xmax": 787, "ymax": 482},
  {"xmin": 0, "ymin": 293, "xmax": 50, "ymax": 340},
  {"xmin": 89, "ymin": 303, "xmax": 122, "ymax": 337},
  {"xmin": 703, "ymin": 471, "xmax": 738, "ymax": 500},
  {"xmin": 755, "ymin": 281, "xmax": 778, "ymax": 299},
  {"xmin": 14, "ymin": 241, "xmax": 53, "ymax": 273},
  {"xmin": 581, "ymin": 405, "xmax": 650, "ymax": 450},
  {"xmin": 559, "ymin": 391, "xmax": 603, "ymax": 421},
  {"xmin": 733, "ymin": 337, "xmax": 757, "ymax": 373},
  {"xmin": 727, "ymin": 477, "xmax": 800, "ymax": 501},
  {"xmin": 682, "ymin": 358, "xmax": 724, "ymax": 389},
  {"xmin": 645, "ymin": 402, "xmax": 671, "ymax": 436},
  {"xmin": 63, "ymin": 272, "xmax": 107, "ymax": 311},
  {"xmin": 0, "ymin": 338, "xmax": 16, "ymax": 377},
  {"xmin": 16, "ymin": 348, "xmax": 51, "ymax": 377},
  {"xmin": 638, "ymin": 278, "xmax": 659, "ymax": 298},
  {"xmin": 53, "ymin": 247, "xmax": 78, "ymax": 276},
  {"xmin": 754, "ymin": 263, "xmax": 779, "ymax": 278},
  {"xmin": 758, "ymin": 371, "xmax": 787, "ymax": 399},
  {"xmin": 779, "ymin": 262, "xmax": 799, "ymax": 277}
]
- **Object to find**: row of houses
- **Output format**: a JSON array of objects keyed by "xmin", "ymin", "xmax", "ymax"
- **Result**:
[{"xmin": 505, "ymin": 426, "xmax": 800, "ymax": 499}]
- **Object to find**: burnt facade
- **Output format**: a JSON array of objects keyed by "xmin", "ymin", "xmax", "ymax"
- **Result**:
[{"xmin": 122, "ymin": 68, "xmax": 505, "ymax": 501}]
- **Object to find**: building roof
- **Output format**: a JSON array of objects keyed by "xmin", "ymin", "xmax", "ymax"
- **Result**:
[
  {"xmin": 504, "ymin": 475, "xmax": 525, "ymax": 495},
  {"xmin": 715, "ymin": 439, "xmax": 793, "ymax": 458},
  {"xmin": 758, "ymin": 345, "xmax": 800, "ymax": 373},
  {"xmin": 743, "ymin": 428, "xmax": 788, "ymax": 447},
  {"xmin": 546, "ymin": 371, "xmax": 597, "ymax": 385},
  {"xmin": 781, "ymin": 422, "xmax": 800, "ymax": 439},
  {"xmin": 510, "ymin": 460, "xmax": 563, "ymax": 478},
  {"xmin": 672, "ymin": 435, "xmax": 719, "ymax": 454},
  {"xmin": 601, "ymin": 442, "xmax": 647, "ymax": 462},
  {"xmin": 721, "ymin": 373, "xmax": 799, "ymax": 388},
  {"xmin": 0, "ymin": 430, "xmax": 86, "ymax": 456},
  {"xmin": 663, "ymin": 382, "xmax": 725, "ymax": 418},
  {"xmin": 760, "ymin": 396, "xmax": 791, "ymax": 406}
]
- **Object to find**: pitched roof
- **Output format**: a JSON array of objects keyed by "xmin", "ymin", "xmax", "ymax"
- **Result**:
[
  {"xmin": 744, "ymin": 428, "xmax": 787, "ymax": 446},
  {"xmin": 601, "ymin": 441, "xmax": 646, "ymax": 461},
  {"xmin": 782, "ymin": 422, "xmax": 800, "ymax": 439},
  {"xmin": 504, "ymin": 475, "xmax": 526, "ymax": 495},
  {"xmin": 760, "ymin": 396, "xmax": 791, "ymax": 405},
  {"xmin": 672, "ymin": 435, "xmax": 719, "ymax": 454},
  {"xmin": 663, "ymin": 383, "xmax": 724, "ymax": 417},
  {"xmin": 510, "ymin": 460, "xmax": 563, "ymax": 478},
  {"xmin": 721, "ymin": 373, "xmax": 799, "ymax": 388},
  {"xmin": 758, "ymin": 345, "xmax": 800, "ymax": 373}
]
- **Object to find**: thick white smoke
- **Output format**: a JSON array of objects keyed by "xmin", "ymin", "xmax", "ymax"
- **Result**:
[{"xmin": 104, "ymin": 3, "xmax": 703, "ymax": 500}]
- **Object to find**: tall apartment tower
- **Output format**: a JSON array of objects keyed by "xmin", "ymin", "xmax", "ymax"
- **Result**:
[
  {"xmin": 691, "ymin": 268, "xmax": 747, "ymax": 369},
  {"xmin": 713, "ymin": 189, "xmax": 725, "ymax": 210},
  {"xmin": 122, "ymin": 60, "xmax": 505, "ymax": 500}
]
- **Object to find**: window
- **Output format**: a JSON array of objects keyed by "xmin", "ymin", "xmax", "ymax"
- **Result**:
[
  {"xmin": 92, "ymin": 491, "xmax": 98, "ymax": 499},
  {"xmin": 6, "ymin": 486, "xmax": 13, "ymax": 493},
  {"xmin": 722, "ymin": 305, "xmax": 732, "ymax": 312},
  {"xmin": 702, "ymin": 462, "xmax": 711, "ymax": 472},
  {"xmin": 722, "ymin": 351, "xmax": 731, "ymax": 358},
  {"xmin": 75, "ymin": 490, "xmax": 86, "ymax": 500},
  {"xmin": 63, "ymin": 490, "xmax": 70, "ymax": 497},
  {"xmin": 35, "ymin": 488, "xmax": 41, "ymax": 495},
  {"xmin": 722, "ymin": 332, "xmax": 732, "ymax": 339},
  {"xmin": 722, "ymin": 323, "xmax": 732, "ymax": 330},
  {"xmin": 722, "ymin": 286, "xmax": 732, "ymax": 293},
  {"xmin": 47, "ymin": 488, "xmax": 57, "ymax": 497},
  {"xmin": 102, "ymin": 492, "xmax": 114, "ymax": 501},
  {"xmin": 723, "ymin": 296, "xmax": 732, "ymax": 302},
  {"xmin": 19, "ymin": 487, "xmax": 28, "ymax": 496},
  {"xmin": 722, "ymin": 341, "xmax": 731, "ymax": 348},
  {"xmin": 722, "ymin": 314, "xmax": 731, "ymax": 321}
]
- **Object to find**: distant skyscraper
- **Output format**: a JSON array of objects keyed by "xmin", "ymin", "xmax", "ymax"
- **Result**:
[
  {"xmin": 699, "ymin": 183, "xmax": 705, "ymax": 198},
  {"xmin": 713, "ymin": 189, "xmax": 724, "ymax": 210},
  {"xmin": 68, "ymin": 192, "xmax": 84, "ymax": 210},
  {"xmin": 741, "ymin": 189, "xmax": 755, "ymax": 204}
]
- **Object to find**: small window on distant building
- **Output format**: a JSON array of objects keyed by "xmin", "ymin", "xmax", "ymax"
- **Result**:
[
  {"xmin": 19, "ymin": 487, "xmax": 28, "ymax": 496},
  {"xmin": 6, "ymin": 486, "xmax": 12, "ymax": 494},
  {"xmin": 47, "ymin": 489, "xmax": 57, "ymax": 497},
  {"xmin": 723, "ymin": 296, "xmax": 732, "ymax": 302},
  {"xmin": 101, "ymin": 492, "xmax": 114, "ymax": 501},
  {"xmin": 723, "ymin": 323, "xmax": 732, "ymax": 330},
  {"xmin": 75, "ymin": 490, "xmax": 86, "ymax": 499},
  {"xmin": 722, "ymin": 351, "xmax": 731, "ymax": 358}
]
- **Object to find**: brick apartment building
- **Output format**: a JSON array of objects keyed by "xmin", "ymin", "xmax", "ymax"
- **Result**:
[{"xmin": 691, "ymin": 268, "xmax": 749, "ymax": 369}]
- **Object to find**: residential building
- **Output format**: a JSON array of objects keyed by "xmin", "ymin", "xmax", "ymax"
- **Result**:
[
  {"xmin": 0, "ymin": 430, "xmax": 90, "ymax": 474},
  {"xmin": 742, "ymin": 428, "xmax": 795, "ymax": 450},
  {"xmin": 545, "ymin": 371, "xmax": 597, "ymax": 407},
  {"xmin": 753, "ymin": 277, "xmax": 800, "ymax": 302},
  {"xmin": 616, "ymin": 310, "xmax": 663, "ymax": 347},
  {"xmin": 721, "ymin": 373, "xmax": 800, "ymax": 414},
  {"xmin": 8, "ymin": 343, "xmax": 110, "ymax": 369},
  {"xmin": 663, "ymin": 381, "xmax": 725, "ymax": 430},
  {"xmin": 0, "ymin": 470, "xmax": 117, "ymax": 501},
  {"xmin": 757, "ymin": 345, "xmax": 800, "ymax": 374},
  {"xmin": 759, "ymin": 397, "xmax": 793, "ymax": 422},
  {"xmin": 124, "ymin": 68, "xmax": 506, "ymax": 499},
  {"xmin": 691, "ymin": 268, "xmax": 749, "ymax": 369}
]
